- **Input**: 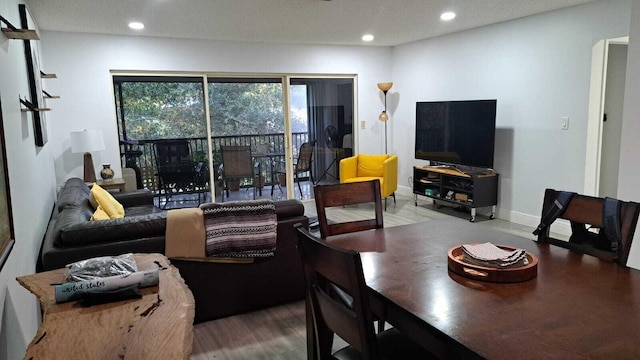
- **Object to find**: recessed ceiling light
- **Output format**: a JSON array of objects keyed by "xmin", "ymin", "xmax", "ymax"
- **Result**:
[
  {"xmin": 440, "ymin": 12, "xmax": 456, "ymax": 21},
  {"xmin": 362, "ymin": 34, "xmax": 374, "ymax": 42},
  {"xmin": 129, "ymin": 22, "xmax": 145, "ymax": 30}
]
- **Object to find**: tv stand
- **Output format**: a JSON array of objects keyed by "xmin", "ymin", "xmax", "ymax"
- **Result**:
[{"xmin": 413, "ymin": 165, "xmax": 499, "ymax": 222}]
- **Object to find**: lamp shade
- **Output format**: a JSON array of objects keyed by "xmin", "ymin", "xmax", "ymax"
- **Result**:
[
  {"xmin": 378, "ymin": 111, "xmax": 389, "ymax": 122},
  {"xmin": 377, "ymin": 82, "xmax": 393, "ymax": 92},
  {"xmin": 70, "ymin": 129, "xmax": 106, "ymax": 153}
]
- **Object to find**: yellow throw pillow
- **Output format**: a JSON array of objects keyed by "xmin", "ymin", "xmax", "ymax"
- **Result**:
[
  {"xmin": 90, "ymin": 206, "xmax": 110, "ymax": 221},
  {"xmin": 90, "ymin": 184, "xmax": 125, "ymax": 219}
]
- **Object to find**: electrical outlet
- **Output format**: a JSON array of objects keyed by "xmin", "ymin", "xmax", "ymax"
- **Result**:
[{"xmin": 561, "ymin": 117, "xmax": 569, "ymax": 130}]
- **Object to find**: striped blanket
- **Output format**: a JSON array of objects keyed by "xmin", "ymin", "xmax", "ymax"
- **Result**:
[{"xmin": 200, "ymin": 200, "xmax": 277, "ymax": 258}]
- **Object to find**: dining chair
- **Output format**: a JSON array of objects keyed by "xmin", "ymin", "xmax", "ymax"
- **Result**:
[
  {"xmin": 535, "ymin": 188, "xmax": 640, "ymax": 266},
  {"xmin": 314, "ymin": 180, "xmax": 383, "ymax": 239},
  {"xmin": 220, "ymin": 145, "xmax": 261, "ymax": 202},
  {"xmin": 295, "ymin": 224, "xmax": 436, "ymax": 360},
  {"xmin": 314, "ymin": 180, "xmax": 386, "ymax": 333}
]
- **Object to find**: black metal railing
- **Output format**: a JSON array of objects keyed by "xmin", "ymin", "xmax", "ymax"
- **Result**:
[{"xmin": 120, "ymin": 132, "xmax": 309, "ymax": 193}]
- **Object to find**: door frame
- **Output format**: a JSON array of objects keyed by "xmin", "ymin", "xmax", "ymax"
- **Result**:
[{"xmin": 584, "ymin": 36, "xmax": 628, "ymax": 196}]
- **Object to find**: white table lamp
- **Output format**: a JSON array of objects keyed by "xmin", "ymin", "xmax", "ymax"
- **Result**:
[{"xmin": 70, "ymin": 129, "xmax": 106, "ymax": 183}]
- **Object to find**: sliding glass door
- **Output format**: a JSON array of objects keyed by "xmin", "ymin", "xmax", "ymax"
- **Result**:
[
  {"xmin": 112, "ymin": 73, "xmax": 355, "ymax": 207},
  {"xmin": 207, "ymin": 78, "xmax": 287, "ymax": 202}
]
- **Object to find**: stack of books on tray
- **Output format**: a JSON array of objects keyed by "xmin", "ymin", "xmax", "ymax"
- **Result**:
[{"xmin": 461, "ymin": 242, "xmax": 528, "ymax": 269}]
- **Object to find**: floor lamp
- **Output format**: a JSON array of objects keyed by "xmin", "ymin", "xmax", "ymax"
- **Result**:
[
  {"xmin": 70, "ymin": 129, "xmax": 106, "ymax": 183},
  {"xmin": 377, "ymin": 82, "xmax": 393, "ymax": 154}
]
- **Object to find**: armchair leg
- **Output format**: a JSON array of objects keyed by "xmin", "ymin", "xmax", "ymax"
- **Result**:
[{"xmin": 393, "ymin": 192, "xmax": 396, "ymax": 203}]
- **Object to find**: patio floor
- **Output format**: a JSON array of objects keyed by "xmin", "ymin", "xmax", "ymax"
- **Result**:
[{"xmin": 153, "ymin": 179, "xmax": 335, "ymax": 209}]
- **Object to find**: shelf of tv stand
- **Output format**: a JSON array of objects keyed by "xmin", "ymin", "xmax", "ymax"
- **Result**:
[{"xmin": 413, "ymin": 165, "xmax": 499, "ymax": 222}]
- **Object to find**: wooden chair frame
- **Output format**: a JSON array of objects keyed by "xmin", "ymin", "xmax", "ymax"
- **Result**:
[
  {"xmin": 537, "ymin": 188, "xmax": 640, "ymax": 265},
  {"xmin": 314, "ymin": 180, "xmax": 383, "ymax": 239},
  {"xmin": 295, "ymin": 224, "xmax": 381, "ymax": 360}
]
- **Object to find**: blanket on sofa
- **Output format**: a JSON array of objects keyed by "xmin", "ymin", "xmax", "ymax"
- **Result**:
[
  {"xmin": 201, "ymin": 200, "xmax": 277, "ymax": 258},
  {"xmin": 165, "ymin": 200, "xmax": 276, "ymax": 262}
]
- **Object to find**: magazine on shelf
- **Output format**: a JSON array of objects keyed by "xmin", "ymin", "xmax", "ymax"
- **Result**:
[{"xmin": 54, "ymin": 269, "xmax": 159, "ymax": 303}]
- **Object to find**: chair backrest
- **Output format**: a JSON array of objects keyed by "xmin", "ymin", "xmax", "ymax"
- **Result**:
[
  {"xmin": 356, "ymin": 154, "xmax": 389, "ymax": 178},
  {"xmin": 221, "ymin": 145, "xmax": 254, "ymax": 178},
  {"xmin": 537, "ymin": 188, "xmax": 640, "ymax": 265},
  {"xmin": 295, "ymin": 140, "xmax": 316, "ymax": 173},
  {"xmin": 295, "ymin": 224, "xmax": 380, "ymax": 360},
  {"xmin": 154, "ymin": 140, "xmax": 195, "ymax": 175},
  {"xmin": 314, "ymin": 180, "xmax": 383, "ymax": 238}
]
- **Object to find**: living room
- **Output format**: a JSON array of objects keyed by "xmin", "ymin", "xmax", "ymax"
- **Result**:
[{"xmin": 2, "ymin": 0, "xmax": 640, "ymax": 358}]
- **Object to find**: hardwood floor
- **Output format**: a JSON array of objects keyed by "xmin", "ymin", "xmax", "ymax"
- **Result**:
[{"xmin": 190, "ymin": 194, "xmax": 538, "ymax": 359}]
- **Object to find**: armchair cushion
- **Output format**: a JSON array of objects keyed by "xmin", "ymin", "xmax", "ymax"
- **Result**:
[{"xmin": 356, "ymin": 154, "xmax": 388, "ymax": 177}]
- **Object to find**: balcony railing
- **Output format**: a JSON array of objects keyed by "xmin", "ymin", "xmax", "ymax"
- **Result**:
[{"xmin": 121, "ymin": 132, "xmax": 309, "ymax": 193}]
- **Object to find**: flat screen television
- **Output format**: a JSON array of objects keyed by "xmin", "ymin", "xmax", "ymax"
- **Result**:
[{"xmin": 415, "ymin": 100, "xmax": 497, "ymax": 169}]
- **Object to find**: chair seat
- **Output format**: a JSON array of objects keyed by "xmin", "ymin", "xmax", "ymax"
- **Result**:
[
  {"xmin": 333, "ymin": 328, "xmax": 436, "ymax": 360},
  {"xmin": 343, "ymin": 177, "xmax": 384, "ymax": 187}
]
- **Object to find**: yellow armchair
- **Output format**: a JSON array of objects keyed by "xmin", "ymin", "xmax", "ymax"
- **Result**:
[{"xmin": 339, "ymin": 154, "xmax": 398, "ymax": 209}]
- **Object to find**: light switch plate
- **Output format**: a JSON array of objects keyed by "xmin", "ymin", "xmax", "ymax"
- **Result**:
[
  {"xmin": 561, "ymin": 117, "xmax": 569, "ymax": 130},
  {"xmin": 360, "ymin": 120, "xmax": 366, "ymax": 129}
]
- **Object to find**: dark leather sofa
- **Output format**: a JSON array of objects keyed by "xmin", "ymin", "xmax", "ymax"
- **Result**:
[{"xmin": 39, "ymin": 177, "xmax": 308, "ymax": 323}]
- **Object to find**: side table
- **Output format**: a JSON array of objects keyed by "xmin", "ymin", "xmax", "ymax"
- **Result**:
[
  {"xmin": 96, "ymin": 177, "xmax": 126, "ymax": 192},
  {"xmin": 17, "ymin": 253, "xmax": 195, "ymax": 359}
]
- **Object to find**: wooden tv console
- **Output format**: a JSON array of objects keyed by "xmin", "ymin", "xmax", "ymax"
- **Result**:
[{"xmin": 413, "ymin": 165, "xmax": 498, "ymax": 222}]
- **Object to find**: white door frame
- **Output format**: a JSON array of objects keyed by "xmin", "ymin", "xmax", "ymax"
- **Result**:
[{"xmin": 584, "ymin": 36, "xmax": 629, "ymax": 196}]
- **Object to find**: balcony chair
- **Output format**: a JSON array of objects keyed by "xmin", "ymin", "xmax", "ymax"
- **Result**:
[
  {"xmin": 220, "ymin": 145, "xmax": 261, "ymax": 202},
  {"xmin": 534, "ymin": 188, "xmax": 640, "ymax": 266},
  {"xmin": 295, "ymin": 224, "xmax": 436, "ymax": 360},
  {"xmin": 153, "ymin": 139, "xmax": 205, "ymax": 209},
  {"xmin": 339, "ymin": 154, "xmax": 398, "ymax": 210},
  {"xmin": 278, "ymin": 140, "xmax": 317, "ymax": 198}
]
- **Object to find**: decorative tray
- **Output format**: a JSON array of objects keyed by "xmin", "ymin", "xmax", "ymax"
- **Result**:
[{"xmin": 447, "ymin": 245, "xmax": 538, "ymax": 283}]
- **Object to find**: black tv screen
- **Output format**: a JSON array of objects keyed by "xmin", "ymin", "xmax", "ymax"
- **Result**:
[{"xmin": 415, "ymin": 100, "xmax": 497, "ymax": 169}]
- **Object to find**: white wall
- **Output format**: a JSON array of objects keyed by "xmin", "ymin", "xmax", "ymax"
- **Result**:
[
  {"xmin": 0, "ymin": 1, "xmax": 58, "ymax": 358},
  {"xmin": 391, "ymin": 0, "xmax": 631, "ymax": 225},
  {"xmin": 38, "ymin": 32, "xmax": 392, "ymax": 186},
  {"xmin": 619, "ymin": 0, "xmax": 640, "ymax": 269}
]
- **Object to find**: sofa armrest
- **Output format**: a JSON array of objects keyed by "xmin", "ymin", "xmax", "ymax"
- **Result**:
[
  {"xmin": 59, "ymin": 213, "xmax": 167, "ymax": 247},
  {"xmin": 113, "ymin": 189, "xmax": 154, "ymax": 207},
  {"xmin": 275, "ymin": 199, "xmax": 305, "ymax": 220},
  {"xmin": 382, "ymin": 155, "xmax": 398, "ymax": 197},
  {"xmin": 339, "ymin": 156, "xmax": 358, "ymax": 183}
]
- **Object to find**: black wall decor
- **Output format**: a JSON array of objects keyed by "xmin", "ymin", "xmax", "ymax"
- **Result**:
[
  {"xmin": 19, "ymin": 4, "xmax": 47, "ymax": 147},
  {"xmin": 0, "ymin": 98, "xmax": 15, "ymax": 271}
]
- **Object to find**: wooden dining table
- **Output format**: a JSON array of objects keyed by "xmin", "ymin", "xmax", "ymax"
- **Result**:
[{"xmin": 321, "ymin": 218, "xmax": 640, "ymax": 359}]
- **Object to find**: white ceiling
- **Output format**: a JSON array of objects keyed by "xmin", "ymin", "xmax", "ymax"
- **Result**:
[{"xmin": 26, "ymin": 0, "xmax": 597, "ymax": 46}]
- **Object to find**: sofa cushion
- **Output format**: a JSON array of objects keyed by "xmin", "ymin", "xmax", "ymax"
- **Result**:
[
  {"xmin": 57, "ymin": 179, "xmax": 91, "ymax": 212},
  {"xmin": 60, "ymin": 213, "xmax": 167, "ymax": 247},
  {"xmin": 125, "ymin": 205, "xmax": 164, "ymax": 217},
  {"xmin": 90, "ymin": 184, "xmax": 125, "ymax": 219},
  {"xmin": 54, "ymin": 206, "xmax": 94, "ymax": 246},
  {"xmin": 357, "ymin": 154, "xmax": 389, "ymax": 177}
]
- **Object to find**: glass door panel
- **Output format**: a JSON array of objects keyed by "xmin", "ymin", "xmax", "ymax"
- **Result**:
[
  {"xmin": 208, "ymin": 78, "xmax": 286, "ymax": 202},
  {"xmin": 290, "ymin": 78, "xmax": 355, "ymax": 198}
]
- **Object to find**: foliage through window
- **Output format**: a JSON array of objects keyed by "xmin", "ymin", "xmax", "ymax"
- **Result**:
[{"xmin": 114, "ymin": 76, "xmax": 206, "ymax": 141}]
